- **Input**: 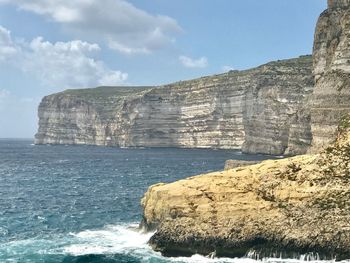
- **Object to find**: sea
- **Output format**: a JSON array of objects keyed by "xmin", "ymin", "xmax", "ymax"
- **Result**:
[{"xmin": 0, "ymin": 139, "xmax": 338, "ymax": 263}]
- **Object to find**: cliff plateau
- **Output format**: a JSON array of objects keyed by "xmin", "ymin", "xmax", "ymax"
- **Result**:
[{"xmin": 35, "ymin": 56, "xmax": 313, "ymax": 155}]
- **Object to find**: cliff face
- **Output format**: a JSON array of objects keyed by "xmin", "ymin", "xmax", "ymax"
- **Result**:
[
  {"xmin": 141, "ymin": 115, "xmax": 350, "ymax": 259},
  {"xmin": 310, "ymin": 0, "xmax": 350, "ymax": 151},
  {"xmin": 35, "ymin": 56, "xmax": 313, "ymax": 155},
  {"xmin": 241, "ymin": 58, "xmax": 313, "ymax": 155},
  {"xmin": 35, "ymin": 86, "xmax": 152, "ymax": 145}
]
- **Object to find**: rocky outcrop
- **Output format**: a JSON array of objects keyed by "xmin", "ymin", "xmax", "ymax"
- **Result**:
[
  {"xmin": 224, "ymin": 160, "xmax": 261, "ymax": 170},
  {"xmin": 310, "ymin": 0, "xmax": 350, "ymax": 151},
  {"xmin": 141, "ymin": 115, "xmax": 350, "ymax": 259},
  {"xmin": 35, "ymin": 56, "xmax": 314, "ymax": 155}
]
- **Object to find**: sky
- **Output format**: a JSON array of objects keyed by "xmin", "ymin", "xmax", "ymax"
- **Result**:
[{"xmin": 0, "ymin": 0, "xmax": 327, "ymax": 138}]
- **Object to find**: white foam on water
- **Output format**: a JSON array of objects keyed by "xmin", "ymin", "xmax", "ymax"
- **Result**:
[
  {"xmin": 3, "ymin": 224, "xmax": 350, "ymax": 263},
  {"xmin": 60, "ymin": 224, "xmax": 350, "ymax": 263},
  {"xmin": 61, "ymin": 224, "xmax": 350, "ymax": 263},
  {"xmin": 0, "ymin": 224, "xmax": 156, "ymax": 261},
  {"xmin": 63, "ymin": 224, "xmax": 154, "ymax": 256}
]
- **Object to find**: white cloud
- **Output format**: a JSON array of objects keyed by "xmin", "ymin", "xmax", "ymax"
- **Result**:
[
  {"xmin": 22, "ymin": 37, "xmax": 128, "ymax": 88},
  {"xmin": 0, "ymin": 26, "xmax": 18, "ymax": 60},
  {"xmin": 0, "ymin": 25, "xmax": 128, "ymax": 88},
  {"xmin": 0, "ymin": 0, "xmax": 182, "ymax": 55},
  {"xmin": 108, "ymin": 41, "xmax": 150, "ymax": 55},
  {"xmin": 179, "ymin": 55, "xmax": 208, "ymax": 68},
  {"xmin": 98, "ymin": 71, "xmax": 128, "ymax": 86},
  {"xmin": 222, "ymin": 65, "xmax": 235, "ymax": 72}
]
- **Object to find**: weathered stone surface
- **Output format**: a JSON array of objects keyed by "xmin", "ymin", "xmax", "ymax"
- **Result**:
[
  {"xmin": 35, "ymin": 56, "xmax": 314, "ymax": 155},
  {"xmin": 310, "ymin": 0, "xmax": 350, "ymax": 151},
  {"xmin": 141, "ymin": 115, "xmax": 350, "ymax": 259},
  {"xmin": 224, "ymin": 160, "xmax": 261, "ymax": 170},
  {"xmin": 241, "ymin": 56, "xmax": 314, "ymax": 155}
]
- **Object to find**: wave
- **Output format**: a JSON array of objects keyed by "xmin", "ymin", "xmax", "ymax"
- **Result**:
[
  {"xmin": 0, "ymin": 224, "xmax": 348, "ymax": 263},
  {"xmin": 63, "ymin": 224, "xmax": 154, "ymax": 256}
]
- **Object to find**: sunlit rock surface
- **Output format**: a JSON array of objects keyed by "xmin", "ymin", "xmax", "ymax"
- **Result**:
[{"xmin": 141, "ymin": 115, "xmax": 350, "ymax": 259}]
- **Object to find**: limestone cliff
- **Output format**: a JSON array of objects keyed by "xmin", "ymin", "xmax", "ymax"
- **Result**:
[
  {"xmin": 35, "ymin": 86, "xmax": 152, "ymax": 146},
  {"xmin": 35, "ymin": 56, "xmax": 313, "ymax": 155},
  {"xmin": 310, "ymin": 0, "xmax": 350, "ymax": 151},
  {"xmin": 141, "ymin": 115, "xmax": 350, "ymax": 259}
]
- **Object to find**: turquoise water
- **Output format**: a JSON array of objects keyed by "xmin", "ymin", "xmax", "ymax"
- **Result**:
[{"xmin": 0, "ymin": 139, "xmax": 332, "ymax": 263}]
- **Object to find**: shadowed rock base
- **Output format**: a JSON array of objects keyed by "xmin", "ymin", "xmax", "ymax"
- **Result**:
[{"xmin": 149, "ymin": 234, "xmax": 344, "ymax": 260}]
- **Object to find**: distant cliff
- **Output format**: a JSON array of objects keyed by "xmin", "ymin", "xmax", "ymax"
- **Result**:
[{"xmin": 35, "ymin": 56, "xmax": 314, "ymax": 155}]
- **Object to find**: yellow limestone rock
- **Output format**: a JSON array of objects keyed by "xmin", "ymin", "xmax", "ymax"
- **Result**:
[{"xmin": 141, "ymin": 116, "xmax": 350, "ymax": 259}]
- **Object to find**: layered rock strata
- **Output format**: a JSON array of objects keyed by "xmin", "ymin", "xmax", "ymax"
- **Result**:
[
  {"xmin": 141, "ymin": 115, "xmax": 350, "ymax": 259},
  {"xmin": 310, "ymin": 0, "xmax": 350, "ymax": 151},
  {"xmin": 35, "ymin": 56, "xmax": 314, "ymax": 155}
]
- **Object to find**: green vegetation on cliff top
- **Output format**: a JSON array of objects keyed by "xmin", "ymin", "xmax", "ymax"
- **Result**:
[
  {"xmin": 61, "ymin": 86, "xmax": 152, "ymax": 98},
  {"xmin": 55, "ymin": 55, "xmax": 312, "ymax": 98}
]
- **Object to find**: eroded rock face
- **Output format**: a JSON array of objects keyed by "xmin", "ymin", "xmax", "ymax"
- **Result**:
[
  {"xmin": 35, "ymin": 56, "xmax": 313, "ymax": 155},
  {"xmin": 310, "ymin": 0, "xmax": 350, "ymax": 151},
  {"xmin": 141, "ymin": 116, "xmax": 350, "ymax": 259}
]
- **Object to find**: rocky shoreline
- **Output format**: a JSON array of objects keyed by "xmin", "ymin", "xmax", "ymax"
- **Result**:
[{"xmin": 141, "ymin": 115, "xmax": 350, "ymax": 260}]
